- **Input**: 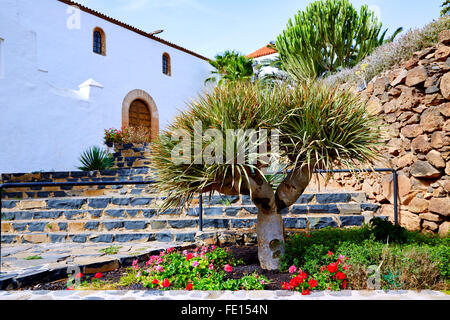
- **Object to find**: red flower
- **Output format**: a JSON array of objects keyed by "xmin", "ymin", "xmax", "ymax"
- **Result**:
[
  {"xmin": 336, "ymin": 271, "xmax": 346, "ymax": 280},
  {"xmin": 298, "ymin": 271, "xmax": 308, "ymax": 281},
  {"xmin": 282, "ymin": 282, "xmax": 291, "ymax": 290},
  {"xmin": 152, "ymin": 279, "xmax": 159, "ymax": 285},
  {"xmin": 342, "ymin": 280, "xmax": 348, "ymax": 289},
  {"xmin": 67, "ymin": 287, "xmax": 74, "ymax": 290},
  {"xmin": 161, "ymin": 278, "xmax": 170, "ymax": 288},
  {"xmin": 94, "ymin": 272, "xmax": 103, "ymax": 279},
  {"xmin": 327, "ymin": 262, "xmax": 338, "ymax": 274},
  {"xmin": 74, "ymin": 272, "xmax": 83, "ymax": 279},
  {"xmin": 301, "ymin": 288, "xmax": 310, "ymax": 295},
  {"xmin": 186, "ymin": 283, "xmax": 194, "ymax": 291},
  {"xmin": 186, "ymin": 253, "xmax": 194, "ymax": 261},
  {"xmin": 290, "ymin": 277, "xmax": 302, "ymax": 288},
  {"xmin": 328, "ymin": 251, "xmax": 333, "ymax": 257},
  {"xmin": 308, "ymin": 278, "xmax": 318, "ymax": 289}
]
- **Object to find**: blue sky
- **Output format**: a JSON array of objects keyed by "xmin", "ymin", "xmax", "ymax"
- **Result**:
[{"xmin": 75, "ymin": 0, "xmax": 445, "ymax": 59}]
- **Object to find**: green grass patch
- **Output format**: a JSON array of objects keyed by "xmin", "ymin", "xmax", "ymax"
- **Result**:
[
  {"xmin": 99, "ymin": 246, "xmax": 122, "ymax": 255},
  {"xmin": 24, "ymin": 255, "xmax": 42, "ymax": 260}
]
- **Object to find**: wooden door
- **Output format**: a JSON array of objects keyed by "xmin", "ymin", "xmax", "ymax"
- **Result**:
[{"xmin": 129, "ymin": 99, "xmax": 151, "ymax": 129}]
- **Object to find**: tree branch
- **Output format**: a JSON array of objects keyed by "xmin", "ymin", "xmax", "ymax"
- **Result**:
[{"xmin": 275, "ymin": 165, "xmax": 313, "ymax": 212}]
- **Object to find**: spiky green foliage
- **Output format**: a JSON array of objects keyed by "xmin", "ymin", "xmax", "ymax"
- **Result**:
[
  {"xmin": 205, "ymin": 50, "xmax": 254, "ymax": 85},
  {"xmin": 326, "ymin": 16, "xmax": 450, "ymax": 88},
  {"xmin": 150, "ymin": 80, "xmax": 381, "ymax": 211},
  {"xmin": 442, "ymin": 0, "xmax": 450, "ymax": 16},
  {"xmin": 78, "ymin": 146, "xmax": 114, "ymax": 171},
  {"xmin": 276, "ymin": 0, "xmax": 391, "ymax": 80}
]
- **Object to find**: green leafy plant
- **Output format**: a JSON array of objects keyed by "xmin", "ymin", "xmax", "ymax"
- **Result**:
[
  {"xmin": 369, "ymin": 217, "xmax": 407, "ymax": 244},
  {"xmin": 442, "ymin": 0, "xmax": 450, "ymax": 16},
  {"xmin": 99, "ymin": 246, "xmax": 122, "ymax": 255},
  {"xmin": 205, "ymin": 50, "xmax": 254, "ymax": 85},
  {"xmin": 276, "ymin": 0, "xmax": 398, "ymax": 80},
  {"xmin": 78, "ymin": 146, "xmax": 114, "ymax": 171}
]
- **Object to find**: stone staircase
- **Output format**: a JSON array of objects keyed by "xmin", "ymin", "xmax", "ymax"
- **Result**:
[{"xmin": 1, "ymin": 191, "xmax": 382, "ymax": 245}]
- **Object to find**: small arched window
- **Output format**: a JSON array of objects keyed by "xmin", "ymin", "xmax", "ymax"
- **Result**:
[
  {"xmin": 93, "ymin": 27, "xmax": 106, "ymax": 56},
  {"xmin": 162, "ymin": 53, "xmax": 171, "ymax": 76}
]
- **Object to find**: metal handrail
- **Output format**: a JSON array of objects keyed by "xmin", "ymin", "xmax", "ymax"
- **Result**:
[{"xmin": 0, "ymin": 167, "xmax": 398, "ymax": 238}]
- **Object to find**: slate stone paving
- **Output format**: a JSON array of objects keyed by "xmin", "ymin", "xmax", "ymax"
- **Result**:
[{"xmin": 0, "ymin": 242, "xmax": 194, "ymax": 290}]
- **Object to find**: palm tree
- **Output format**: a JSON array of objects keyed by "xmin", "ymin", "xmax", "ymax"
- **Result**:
[
  {"xmin": 205, "ymin": 51, "xmax": 254, "ymax": 85},
  {"xmin": 149, "ymin": 80, "xmax": 381, "ymax": 270}
]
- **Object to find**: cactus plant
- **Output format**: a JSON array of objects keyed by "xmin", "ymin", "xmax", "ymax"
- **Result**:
[{"xmin": 276, "ymin": 0, "xmax": 386, "ymax": 80}]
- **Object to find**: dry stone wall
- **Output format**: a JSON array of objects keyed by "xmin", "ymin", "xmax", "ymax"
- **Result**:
[{"xmin": 329, "ymin": 30, "xmax": 450, "ymax": 236}]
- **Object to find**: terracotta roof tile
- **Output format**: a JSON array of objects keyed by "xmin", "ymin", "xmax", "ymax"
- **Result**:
[
  {"xmin": 57, "ymin": 0, "xmax": 209, "ymax": 61},
  {"xmin": 247, "ymin": 45, "xmax": 277, "ymax": 59}
]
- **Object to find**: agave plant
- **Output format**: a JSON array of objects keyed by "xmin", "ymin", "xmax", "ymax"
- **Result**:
[
  {"xmin": 78, "ymin": 146, "xmax": 114, "ymax": 171},
  {"xmin": 150, "ymin": 80, "xmax": 381, "ymax": 270}
]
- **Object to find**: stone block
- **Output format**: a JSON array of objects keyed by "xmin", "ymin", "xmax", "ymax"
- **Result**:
[
  {"xmin": 340, "ymin": 215, "xmax": 364, "ymax": 227},
  {"xmin": 124, "ymin": 221, "xmax": 148, "ymax": 230},
  {"xmin": 283, "ymin": 217, "xmax": 307, "ymax": 229},
  {"xmin": 115, "ymin": 233, "xmax": 152, "ymax": 242},
  {"xmin": 102, "ymin": 221, "xmax": 124, "ymax": 231},
  {"xmin": 168, "ymin": 219, "xmax": 197, "ymax": 229},
  {"xmin": 90, "ymin": 234, "xmax": 114, "ymax": 243},
  {"xmin": 203, "ymin": 219, "xmax": 229, "ymax": 229},
  {"xmin": 429, "ymin": 197, "xmax": 450, "ymax": 216},
  {"xmin": 309, "ymin": 217, "xmax": 338, "ymax": 229},
  {"xmin": 230, "ymin": 219, "xmax": 256, "ymax": 229},
  {"xmin": 316, "ymin": 193, "xmax": 351, "ymax": 203},
  {"xmin": 155, "ymin": 232, "xmax": 173, "ymax": 242},
  {"xmin": 175, "ymin": 233, "xmax": 196, "ymax": 242},
  {"xmin": 27, "ymin": 222, "xmax": 46, "ymax": 232},
  {"xmin": 105, "ymin": 209, "xmax": 126, "ymax": 218},
  {"xmin": 203, "ymin": 207, "xmax": 223, "ymax": 216},
  {"xmin": 23, "ymin": 233, "xmax": 48, "ymax": 243},
  {"xmin": 47, "ymin": 198, "xmax": 86, "ymax": 209},
  {"xmin": 308, "ymin": 204, "xmax": 339, "ymax": 214}
]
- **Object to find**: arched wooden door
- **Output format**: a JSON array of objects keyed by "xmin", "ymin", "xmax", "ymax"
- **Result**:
[{"xmin": 129, "ymin": 99, "xmax": 151, "ymax": 129}]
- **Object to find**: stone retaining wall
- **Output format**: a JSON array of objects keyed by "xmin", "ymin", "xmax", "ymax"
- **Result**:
[{"xmin": 321, "ymin": 31, "xmax": 450, "ymax": 236}]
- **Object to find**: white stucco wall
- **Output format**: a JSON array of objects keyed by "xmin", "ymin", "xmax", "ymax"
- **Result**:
[{"xmin": 0, "ymin": 0, "xmax": 212, "ymax": 173}]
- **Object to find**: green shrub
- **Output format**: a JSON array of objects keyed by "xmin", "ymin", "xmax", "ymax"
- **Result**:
[
  {"xmin": 78, "ymin": 146, "xmax": 114, "ymax": 171},
  {"xmin": 281, "ymin": 225, "xmax": 450, "ymax": 290},
  {"xmin": 326, "ymin": 16, "xmax": 450, "ymax": 88}
]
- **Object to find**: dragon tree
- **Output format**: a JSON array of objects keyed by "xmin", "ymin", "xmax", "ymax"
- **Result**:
[{"xmin": 150, "ymin": 80, "xmax": 381, "ymax": 270}]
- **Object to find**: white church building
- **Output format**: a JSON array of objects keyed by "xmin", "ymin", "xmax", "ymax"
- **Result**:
[{"xmin": 0, "ymin": 0, "xmax": 212, "ymax": 173}]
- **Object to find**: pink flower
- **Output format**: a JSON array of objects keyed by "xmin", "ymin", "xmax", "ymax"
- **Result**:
[
  {"xmin": 156, "ymin": 258, "xmax": 163, "ymax": 264},
  {"xmin": 209, "ymin": 264, "xmax": 214, "ymax": 270},
  {"xmin": 211, "ymin": 245, "xmax": 217, "ymax": 250},
  {"xmin": 182, "ymin": 250, "xmax": 188, "ymax": 256},
  {"xmin": 339, "ymin": 255, "xmax": 346, "ymax": 262},
  {"xmin": 155, "ymin": 265, "xmax": 164, "ymax": 273},
  {"xmin": 289, "ymin": 265, "xmax": 297, "ymax": 274},
  {"xmin": 224, "ymin": 264, "xmax": 233, "ymax": 273},
  {"xmin": 192, "ymin": 260, "xmax": 199, "ymax": 267},
  {"xmin": 260, "ymin": 280, "xmax": 265, "ymax": 285},
  {"xmin": 136, "ymin": 271, "xmax": 141, "ymax": 278}
]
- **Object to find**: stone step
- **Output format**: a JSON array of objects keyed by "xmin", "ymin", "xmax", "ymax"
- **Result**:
[
  {"xmin": 1, "ymin": 202, "xmax": 380, "ymax": 222},
  {"xmin": 0, "ymin": 215, "xmax": 386, "ymax": 244},
  {"xmin": 2, "ymin": 192, "xmax": 368, "ymax": 212}
]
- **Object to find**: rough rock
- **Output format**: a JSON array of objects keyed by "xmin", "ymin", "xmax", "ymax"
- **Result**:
[
  {"xmin": 426, "ymin": 150, "xmax": 446, "ymax": 169},
  {"xmin": 440, "ymin": 72, "xmax": 450, "ymax": 99},
  {"xmin": 405, "ymin": 66, "xmax": 427, "ymax": 87},
  {"xmin": 410, "ymin": 161, "xmax": 441, "ymax": 179},
  {"xmin": 428, "ymin": 197, "xmax": 450, "ymax": 216}
]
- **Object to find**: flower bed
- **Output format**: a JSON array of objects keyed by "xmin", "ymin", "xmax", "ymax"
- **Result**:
[{"xmin": 19, "ymin": 222, "xmax": 449, "ymax": 293}]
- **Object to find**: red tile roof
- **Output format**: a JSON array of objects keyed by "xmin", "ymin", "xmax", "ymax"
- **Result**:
[
  {"xmin": 247, "ymin": 45, "xmax": 277, "ymax": 59},
  {"xmin": 57, "ymin": 0, "xmax": 209, "ymax": 61}
]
